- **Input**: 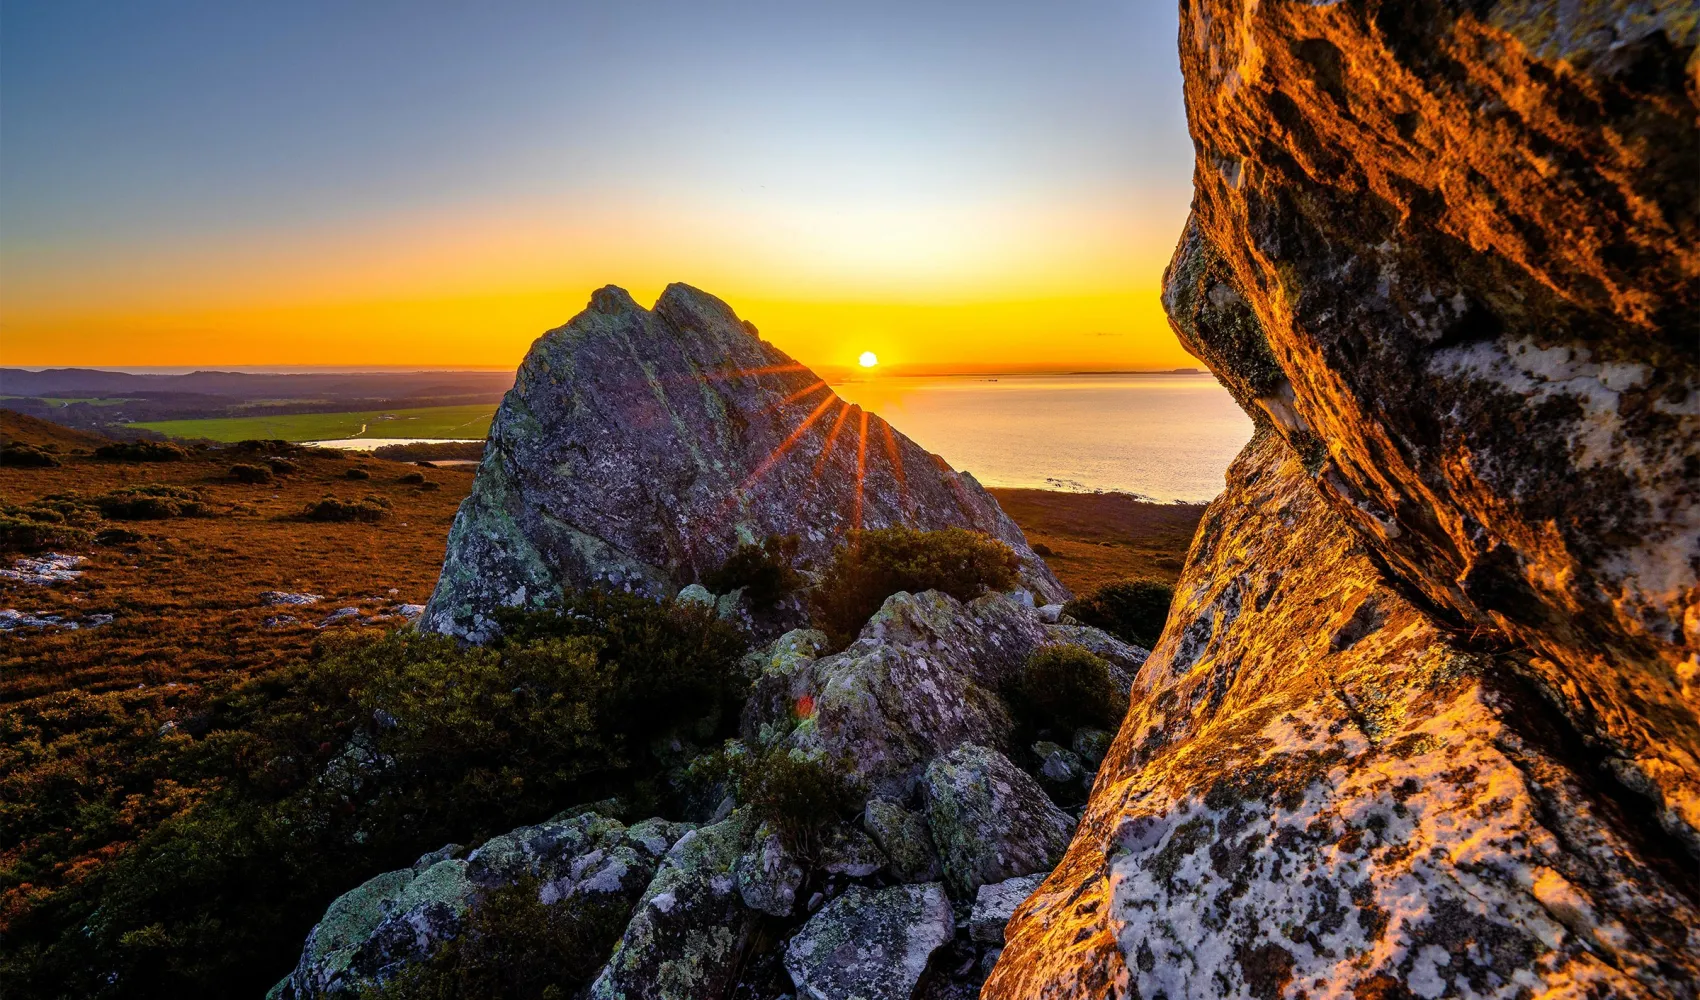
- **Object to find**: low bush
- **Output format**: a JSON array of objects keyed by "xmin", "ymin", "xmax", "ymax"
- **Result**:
[
  {"xmin": 0, "ymin": 514, "xmax": 91, "ymax": 551},
  {"xmin": 1, "ymin": 442, "xmax": 60, "ymax": 467},
  {"xmin": 229, "ymin": 463, "xmax": 274, "ymax": 484},
  {"xmin": 811, "ymin": 527, "xmax": 1020, "ymax": 646},
  {"xmin": 417, "ymin": 480, "xmax": 441, "ymax": 492},
  {"xmin": 265, "ymin": 458, "xmax": 299, "ymax": 475},
  {"xmin": 301, "ymin": 494, "xmax": 391, "ymax": 522},
  {"xmin": 95, "ymin": 485, "xmax": 209, "ymax": 520},
  {"xmin": 1017, "ymin": 644, "xmax": 1127, "ymax": 733},
  {"xmin": 702, "ymin": 534, "xmax": 802, "ymax": 608},
  {"xmin": 372, "ymin": 441, "xmax": 485, "ymax": 462},
  {"xmin": 230, "ymin": 439, "xmax": 296, "ymax": 455},
  {"xmin": 738, "ymin": 746, "xmax": 857, "ymax": 854},
  {"xmin": 93, "ymin": 440, "xmax": 188, "ymax": 462},
  {"xmin": 1062, "ymin": 577, "xmax": 1175, "ymax": 648},
  {"xmin": 95, "ymin": 527, "xmax": 146, "ymax": 545},
  {"xmin": 398, "ymin": 471, "xmax": 427, "ymax": 485},
  {"xmin": 345, "ymin": 467, "xmax": 372, "ymax": 480}
]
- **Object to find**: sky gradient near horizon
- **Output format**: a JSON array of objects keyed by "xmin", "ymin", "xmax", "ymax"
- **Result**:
[{"xmin": 0, "ymin": 1, "xmax": 1197, "ymax": 372}]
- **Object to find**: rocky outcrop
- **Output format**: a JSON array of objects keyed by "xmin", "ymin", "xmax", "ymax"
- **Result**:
[
  {"xmin": 990, "ymin": 5, "xmax": 1697, "ymax": 997},
  {"xmin": 420, "ymin": 283, "xmax": 1065, "ymax": 641},
  {"xmin": 921, "ymin": 744, "xmax": 1075, "ymax": 899}
]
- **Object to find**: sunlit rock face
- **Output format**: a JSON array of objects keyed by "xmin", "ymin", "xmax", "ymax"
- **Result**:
[
  {"xmin": 420, "ymin": 283, "xmax": 1065, "ymax": 641},
  {"xmin": 990, "ymin": 3, "xmax": 1697, "ymax": 997}
]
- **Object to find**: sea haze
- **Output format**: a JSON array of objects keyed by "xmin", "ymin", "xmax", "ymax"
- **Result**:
[{"xmin": 832, "ymin": 372, "xmax": 1253, "ymax": 503}]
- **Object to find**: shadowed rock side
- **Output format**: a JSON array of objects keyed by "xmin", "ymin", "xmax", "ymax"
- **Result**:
[
  {"xmin": 991, "ymin": 3, "xmax": 1697, "ymax": 996},
  {"xmin": 421, "ymin": 283, "xmax": 1065, "ymax": 641},
  {"xmin": 987, "ymin": 431, "xmax": 1700, "ymax": 999}
]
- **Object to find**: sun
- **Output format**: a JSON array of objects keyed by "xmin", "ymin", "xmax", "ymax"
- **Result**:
[{"xmin": 858, "ymin": 351, "xmax": 879, "ymax": 368}]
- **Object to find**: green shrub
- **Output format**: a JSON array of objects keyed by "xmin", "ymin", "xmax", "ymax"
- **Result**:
[
  {"xmin": 0, "ymin": 515, "xmax": 91, "ymax": 551},
  {"xmin": 229, "ymin": 463, "xmax": 274, "ymax": 484},
  {"xmin": 1, "ymin": 442, "xmax": 60, "ymax": 467},
  {"xmin": 493, "ymin": 589, "xmax": 749, "ymax": 749},
  {"xmin": 302, "ymin": 494, "xmax": 391, "ymax": 522},
  {"xmin": 399, "ymin": 471, "xmax": 426, "ymax": 485},
  {"xmin": 265, "ymin": 458, "xmax": 299, "ymax": 475},
  {"xmin": 345, "ymin": 467, "xmax": 372, "ymax": 480},
  {"xmin": 95, "ymin": 527, "xmax": 146, "ymax": 545},
  {"xmin": 811, "ymin": 527, "xmax": 1020, "ymax": 645},
  {"xmin": 702, "ymin": 534, "xmax": 802, "ymax": 609},
  {"xmin": 417, "ymin": 480, "xmax": 440, "ymax": 492},
  {"xmin": 93, "ymin": 440, "xmax": 187, "ymax": 462},
  {"xmin": 230, "ymin": 439, "xmax": 295, "ymax": 455},
  {"xmin": 738, "ymin": 746, "xmax": 857, "ymax": 854},
  {"xmin": 1017, "ymin": 644, "xmax": 1127, "ymax": 732},
  {"xmin": 1062, "ymin": 577, "xmax": 1175, "ymax": 648},
  {"xmin": 95, "ymin": 485, "xmax": 208, "ymax": 520}
]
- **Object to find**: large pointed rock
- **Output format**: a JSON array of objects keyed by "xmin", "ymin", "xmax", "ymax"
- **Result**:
[{"xmin": 421, "ymin": 284, "xmax": 1064, "ymax": 641}]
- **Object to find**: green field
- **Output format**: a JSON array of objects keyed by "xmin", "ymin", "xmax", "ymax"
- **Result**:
[{"xmin": 129, "ymin": 404, "xmax": 496, "ymax": 443}]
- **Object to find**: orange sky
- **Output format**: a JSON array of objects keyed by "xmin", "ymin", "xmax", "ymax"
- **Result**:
[
  {"xmin": 0, "ymin": 190, "xmax": 1195, "ymax": 372},
  {"xmin": 0, "ymin": 3, "xmax": 1197, "ymax": 374}
]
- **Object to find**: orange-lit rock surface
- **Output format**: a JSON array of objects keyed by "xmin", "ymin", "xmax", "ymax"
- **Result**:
[{"xmin": 990, "ymin": 3, "xmax": 1697, "ymax": 997}]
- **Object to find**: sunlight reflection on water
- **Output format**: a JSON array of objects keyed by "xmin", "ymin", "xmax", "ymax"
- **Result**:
[{"xmin": 831, "ymin": 373, "xmax": 1253, "ymax": 503}]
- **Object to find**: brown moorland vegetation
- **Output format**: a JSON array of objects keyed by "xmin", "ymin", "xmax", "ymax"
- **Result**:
[{"xmin": 987, "ymin": 487, "xmax": 1205, "ymax": 592}]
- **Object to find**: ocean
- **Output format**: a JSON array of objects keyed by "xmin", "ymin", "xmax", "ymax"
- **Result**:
[{"xmin": 832, "ymin": 372, "xmax": 1253, "ymax": 503}]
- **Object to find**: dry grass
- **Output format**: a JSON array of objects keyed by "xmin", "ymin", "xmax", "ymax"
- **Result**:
[{"xmin": 988, "ymin": 487, "xmax": 1205, "ymax": 593}]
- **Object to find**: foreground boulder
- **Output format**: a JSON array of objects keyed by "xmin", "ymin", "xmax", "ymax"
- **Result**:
[
  {"xmin": 784, "ymin": 883, "xmax": 954, "ymax": 1000},
  {"xmin": 990, "ymin": 6, "xmax": 1697, "ymax": 996},
  {"xmin": 922, "ymin": 744, "xmax": 1074, "ymax": 899},
  {"xmin": 421, "ymin": 283, "xmax": 1065, "ymax": 641}
]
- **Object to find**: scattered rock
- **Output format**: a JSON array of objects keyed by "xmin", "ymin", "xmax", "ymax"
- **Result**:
[
  {"xmin": 734, "ymin": 822, "xmax": 804, "ymax": 917},
  {"xmin": 1069, "ymin": 728, "xmax": 1111, "ymax": 769},
  {"xmin": 969, "ymin": 874, "xmax": 1045, "ymax": 945},
  {"xmin": 863, "ymin": 798, "xmax": 942, "ymax": 883},
  {"xmin": 1030, "ymin": 741, "xmax": 1088, "ymax": 800},
  {"xmin": 1035, "ymin": 603, "xmax": 1064, "ymax": 624},
  {"xmin": 818, "ymin": 823, "xmax": 886, "ymax": 878},
  {"xmin": 260, "ymin": 591, "xmax": 323, "ymax": 606},
  {"xmin": 317, "ymin": 607, "xmax": 363, "ymax": 627},
  {"xmin": 783, "ymin": 882, "xmax": 954, "ymax": 1000},
  {"xmin": 263, "ymin": 615, "xmax": 300, "ymax": 628},
  {"xmin": 0, "ymin": 608, "xmax": 110, "ymax": 631},
  {"xmin": 0, "ymin": 553, "xmax": 86, "ymax": 584},
  {"xmin": 394, "ymin": 604, "xmax": 425, "ymax": 620},
  {"xmin": 420, "ymin": 283, "xmax": 1064, "ymax": 642},
  {"xmin": 922, "ymin": 744, "xmax": 1075, "ymax": 899}
]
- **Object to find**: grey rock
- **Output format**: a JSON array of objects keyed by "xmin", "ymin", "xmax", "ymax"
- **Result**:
[
  {"xmin": 1030, "ymin": 741, "xmax": 1088, "ymax": 800},
  {"xmin": 317, "ymin": 607, "xmax": 363, "ymax": 627},
  {"xmin": 783, "ymin": 883, "xmax": 954, "ymax": 1000},
  {"xmin": 260, "ymin": 591, "xmax": 322, "ymax": 606},
  {"xmin": 277, "ymin": 810, "xmax": 688, "ymax": 999},
  {"xmin": 275, "ymin": 859, "xmax": 477, "ymax": 998},
  {"xmin": 970, "ymin": 874, "xmax": 1045, "ymax": 944},
  {"xmin": 818, "ymin": 823, "xmax": 886, "ymax": 878},
  {"xmin": 735, "ymin": 823, "xmax": 804, "ymax": 917},
  {"xmin": 760, "ymin": 590, "xmax": 1051, "ymax": 796},
  {"xmin": 1070, "ymin": 728, "xmax": 1112, "ymax": 769},
  {"xmin": 863, "ymin": 798, "xmax": 942, "ymax": 883},
  {"xmin": 420, "ymin": 283, "xmax": 1065, "ymax": 643},
  {"xmin": 588, "ymin": 810, "xmax": 756, "ymax": 1000},
  {"xmin": 1035, "ymin": 603, "xmax": 1064, "ymax": 623},
  {"xmin": 0, "ymin": 553, "xmax": 85, "ymax": 584},
  {"xmin": 922, "ymin": 744, "xmax": 1075, "ymax": 898},
  {"xmin": 677, "ymin": 584, "xmax": 716, "ymax": 608}
]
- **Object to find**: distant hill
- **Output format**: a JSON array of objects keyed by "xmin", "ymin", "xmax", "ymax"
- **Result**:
[{"xmin": 0, "ymin": 408, "xmax": 111, "ymax": 450}]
